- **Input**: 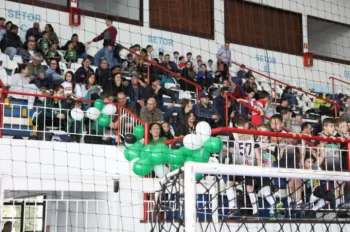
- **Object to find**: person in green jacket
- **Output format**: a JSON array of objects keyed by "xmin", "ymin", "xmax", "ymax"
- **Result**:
[
  {"xmin": 45, "ymin": 42, "xmax": 61, "ymax": 62},
  {"xmin": 64, "ymin": 40, "xmax": 77, "ymax": 68},
  {"xmin": 38, "ymin": 31, "xmax": 50, "ymax": 55}
]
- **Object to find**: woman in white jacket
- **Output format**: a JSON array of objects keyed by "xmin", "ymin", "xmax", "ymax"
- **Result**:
[
  {"xmin": 8, "ymin": 64, "xmax": 41, "ymax": 109},
  {"xmin": 61, "ymin": 71, "xmax": 82, "ymax": 98}
]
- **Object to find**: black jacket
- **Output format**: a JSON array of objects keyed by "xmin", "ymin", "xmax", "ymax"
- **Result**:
[
  {"xmin": 95, "ymin": 68, "xmax": 112, "ymax": 91},
  {"xmin": 0, "ymin": 31, "xmax": 22, "ymax": 52},
  {"xmin": 144, "ymin": 85, "xmax": 176, "ymax": 106},
  {"xmin": 74, "ymin": 66, "xmax": 95, "ymax": 84},
  {"xmin": 62, "ymin": 41, "xmax": 86, "ymax": 56}
]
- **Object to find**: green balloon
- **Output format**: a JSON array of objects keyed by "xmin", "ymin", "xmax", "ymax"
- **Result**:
[
  {"xmin": 167, "ymin": 149, "xmax": 185, "ymax": 166},
  {"xmin": 180, "ymin": 146, "xmax": 195, "ymax": 156},
  {"xmin": 203, "ymin": 137, "xmax": 223, "ymax": 153},
  {"xmin": 148, "ymin": 144, "xmax": 169, "ymax": 165},
  {"xmin": 192, "ymin": 149, "xmax": 211, "ymax": 163},
  {"xmin": 170, "ymin": 164, "xmax": 182, "ymax": 171},
  {"xmin": 124, "ymin": 147, "xmax": 140, "ymax": 161},
  {"xmin": 184, "ymin": 156, "xmax": 194, "ymax": 162},
  {"xmin": 140, "ymin": 144, "xmax": 154, "ymax": 159},
  {"xmin": 196, "ymin": 174, "xmax": 202, "ymax": 181},
  {"xmin": 133, "ymin": 125, "xmax": 145, "ymax": 140},
  {"xmin": 133, "ymin": 158, "xmax": 153, "ymax": 176},
  {"xmin": 94, "ymin": 99, "xmax": 105, "ymax": 111},
  {"xmin": 129, "ymin": 141, "xmax": 144, "ymax": 152},
  {"xmin": 97, "ymin": 114, "xmax": 111, "ymax": 127}
]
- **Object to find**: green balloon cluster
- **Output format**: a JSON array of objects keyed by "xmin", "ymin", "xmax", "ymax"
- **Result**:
[{"xmin": 123, "ymin": 125, "xmax": 223, "ymax": 178}]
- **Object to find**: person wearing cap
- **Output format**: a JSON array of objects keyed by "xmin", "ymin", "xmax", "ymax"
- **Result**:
[
  {"xmin": 230, "ymin": 76, "xmax": 245, "ymax": 98},
  {"xmin": 28, "ymin": 53, "xmax": 47, "ymax": 88},
  {"xmin": 140, "ymin": 98, "xmax": 164, "ymax": 124},
  {"xmin": 193, "ymin": 92, "xmax": 221, "ymax": 128},
  {"xmin": 125, "ymin": 73, "xmax": 146, "ymax": 114},
  {"xmin": 145, "ymin": 76, "xmax": 177, "ymax": 122}
]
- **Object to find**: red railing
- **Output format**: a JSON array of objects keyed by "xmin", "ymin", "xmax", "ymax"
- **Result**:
[
  {"xmin": 0, "ymin": 80, "xmax": 148, "ymax": 144},
  {"xmin": 122, "ymin": 47, "xmax": 202, "ymax": 102},
  {"xmin": 329, "ymin": 76, "xmax": 350, "ymax": 117},
  {"xmin": 231, "ymin": 61, "xmax": 340, "ymax": 108}
]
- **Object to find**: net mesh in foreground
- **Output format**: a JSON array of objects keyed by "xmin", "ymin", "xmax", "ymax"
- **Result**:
[{"xmin": 150, "ymin": 163, "xmax": 350, "ymax": 232}]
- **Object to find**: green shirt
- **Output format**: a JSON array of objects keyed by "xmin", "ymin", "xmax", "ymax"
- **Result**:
[
  {"xmin": 150, "ymin": 137, "xmax": 167, "ymax": 145},
  {"xmin": 65, "ymin": 50, "xmax": 77, "ymax": 62},
  {"xmin": 40, "ymin": 39, "xmax": 50, "ymax": 51},
  {"xmin": 46, "ymin": 50, "xmax": 57, "ymax": 58}
]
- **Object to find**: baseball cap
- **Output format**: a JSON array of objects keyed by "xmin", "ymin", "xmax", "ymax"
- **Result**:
[{"xmin": 199, "ymin": 92, "xmax": 209, "ymax": 98}]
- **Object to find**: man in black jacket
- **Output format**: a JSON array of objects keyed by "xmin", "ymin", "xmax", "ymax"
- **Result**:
[
  {"xmin": 125, "ymin": 74, "xmax": 146, "ymax": 115},
  {"xmin": 213, "ymin": 87, "xmax": 235, "ymax": 126},
  {"xmin": 0, "ymin": 24, "xmax": 22, "ymax": 59},
  {"xmin": 62, "ymin": 34, "xmax": 87, "ymax": 59},
  {"xmin": 95, "ymin": 58, "xmax": 112, "ymax": 91},
  {"xmin": 145, "ymin": 76, "xmax": 178, "ymax": 122}
]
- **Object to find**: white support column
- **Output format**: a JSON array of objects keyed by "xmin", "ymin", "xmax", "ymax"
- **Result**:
[
  {"xmin": 184, "ymin": 162, "xmax": 196, "ymax": 232},
  {"xmin": 0, "ymin": 177, "xmax": 3, "ymax": 227}
]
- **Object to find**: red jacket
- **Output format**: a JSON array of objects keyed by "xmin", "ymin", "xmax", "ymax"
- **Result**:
[{"xmin": 93, "ymin": 26, "xmax": 117, "ymax": 47}]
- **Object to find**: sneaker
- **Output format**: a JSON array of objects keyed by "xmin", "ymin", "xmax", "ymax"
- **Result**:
[{"xmin": 227, "ymin": 208, "xmax": 241, "ymax": 217}]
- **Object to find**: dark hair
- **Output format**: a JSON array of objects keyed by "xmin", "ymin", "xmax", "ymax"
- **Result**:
[
  {"xmin": 106, "ymin": 15, "xmax": 114, "ymax": 22},
  {"xmin": 301, "ymin": 122, "xmax": 312, "ymax": 131},
  {"xmin": 10, "ymin": 24, "xmax": 18, "ymax": 30},
  {"xmin": 46, "ymin": 24, "xmax": 54, "ymax": 32},
  {"xmin": 5, "ymin": 21, "xmax": 12, "ymax": 27},
  {"xmin": 184, "ymin": 112, "xmax": 196, "ymax": 134},
  {"xmin": 161, "ymin": 122, "xmax": 174, "ymax": 140},
  {"xmin": 196, "ymin": 55, "xmax": 201, "ymax": 58},
  {"xmin": 235, "ymin": 116, "xmax": 248, "ymax": 127},
  {"xmin": 186, "ymin": 52, "xmax": 192, "ymax": 56},
  {"xmin": 174, "ymin": 51, "xmax": 179, "ymax": 55},
  {"xmin": 336, "ymin": 117, "xmax": 348, "ymax": 126},
  {"xmin": 270, "ymin": 114, "xmax": 283, "ymax": 123},
  {"xmin": 179, "ymin": 56, "xmax": 184, "ymax": 61},
  {"xmin": 221, "ymin": 87, "xmax": 229, "ymax": 93},
  {"xmin": 304, "ymin": 151, "xmax": 317, "ymax": 163},
  {"xmin": 208, "ymin": 59, "xmax": 213, "ymax": 62},
  {"xmin": 140, "ymin": 48, "xmax": 148, "ymax": 54},
  {"xmin": 133, "ymin": 44, "xmax": 141, "ymax": 49},
  {"xmin": 64, "ymin": 71, "xmax": 76, "ymax": 93},
  {"xmin": 3, "ymin": 221, "xmax": 12, "ymax": 230},
  {"xmin": 49, "ymin": 59, "xmax": 61, "ymax": 74},
  {"xmin": 246, "ymin": 87, "xmax": 255, "ymax": 94},
  {"xmin": 100, "ymin": 92, "xmax": 113, "ymax": 100},
  {"xmin": 86, "ymin": 72, "xmax": 96, "ymax": 86},
  {"xmin": 280, "ymin": 109, "xmax": 290, "ymax": 116},
  {"xmin": 71, "ymin": 33, "xmax": 78, "ymax": 38},
  {"xmin": 81, "ymin": 58, "xmax": 90, "ymax": 65},
  {"xmin": 200, "ymin": 63, "xmax": 206, "ymax": 68},
  {"xmin": 50, "ymin": 41, "xmax": 58, "ymax": 47},
  {"xmin": 149, "ymin": 123, "xmax": 164, "ymax": 140},
  {"xmin": 260, "ymin": 90, "xmax": 270, "ymax": 99},
  {"xmin": 280, "ymin": 98, "xmax": 288, "ymax": 104},
  {"xmin": 42, "ymin": 31, "xmax": 48, "ymax": 36},
  {"xmin": 159, "ymin": 51, "xmax": 164, "ymax": 56},
  {"xmin": 322, "ymin": 118, "xmax": 335, "ymax": 127},
  {"xmin": 180, "ymin": 98, "xmax": 191, "ymax": 108},
  {"xmin": 66, "ymin": 40, "xmax": 74, "ymax": 47},
  {"xmin": 15, "ymin": 64, "xmax": 28, "ymax": 74},
  {"xmin": 54, "ymin": 85, "xmax": 64, "ymax": 93},
  {"xmin": 146, "ymin": 45, "xmax": 153, "ymax": 49},
  {"xmin": 165, "ymin": 54, "xmax": 170, "ymax": 57}
]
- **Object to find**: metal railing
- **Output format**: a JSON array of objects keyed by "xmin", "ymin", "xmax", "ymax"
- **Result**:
[{"xmin": 329, "ymin": 76, "xmax": 350, "ymax": 117}]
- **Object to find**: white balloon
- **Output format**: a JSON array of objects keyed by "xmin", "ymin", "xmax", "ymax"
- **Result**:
[
  {"xmin": 101, "ymin": 104, "xmax": 117, "ymax": 115},
  {"xmin": 183, "ymin": 134, "xmax": 202, "ymax": 150},
  {"xmin": 86, "ymin": 107, "xmax": 101, "ymax": 121},
  {"xmin": 154, "ymin": 165, "xmax": 170, "ymax": 178},
  {"xmin": 196, "ymin": 121, "xmax": 211, "ymax": 144},
  {"xmin": 70, "ymin": 108, "xmax": 84, "ymax": 121}
]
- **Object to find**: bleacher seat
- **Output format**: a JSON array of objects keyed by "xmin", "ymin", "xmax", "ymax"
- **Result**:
[
  {"xmin": 3, "ymin": 60, "xmax": 18, "ymax": 75},
  {"xmin": 70, "ymin": 62, "xmax": 81, "ymax": 70},
  {"xmin": 13, "ymin": 55, "xmax": 23, "ymax": 64},
  {"xmin": 77, "ymin": 58, "xmax": 83, "ymax": 64},
  {"xmin": 0, "ymin": 67, "xmax": 9, "ymax": 85}
]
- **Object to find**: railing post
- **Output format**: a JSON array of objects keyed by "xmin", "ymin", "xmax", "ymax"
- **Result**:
[
  {"xmin": 331, "ymin": 77, "xmax": 337, "ymax": 117},
  {"xmin": 117, "ymin": 105, "xmax": 121, "ymax": 146},
  {"xmin": 225, "ymin": 93, "xmax": 229, "ymax": 127},
  {"xmin": 144, "ymin": 123, "xmax": 149, "ymax": 145},
  {"xmin": 274, "ymin": 80, "xmax": 277, "ymax": 106},
  {"xmin": 196, "ymin": 87, "xmax": 199, "ymax": 103},
  {"xmin": 147, "ymin": 61, "xmax": 150, "ymax": 84}
]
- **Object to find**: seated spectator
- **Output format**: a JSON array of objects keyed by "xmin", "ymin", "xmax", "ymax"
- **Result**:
[
  {"xmin": 74, "ymin": 58, "xmax": 94, "ymax": 85},
  {"xmin": 22, "ymin": 34, "xmax": 36, "ymax": 49},
  {"xmin": 197, "ymin": 64, "xmax": 212, "ymax": 90},
  {"xmin": 162, "ymin": 122, "xmax": 174, "ymax": 140},
  {"xmin": 282, "ymin": 86, "xmax": 298, "ymax": 110},
  {"xmin": 180, "ymin": 61, "xmax": 196, "ymax": 91},
  {"xmin": 237, "ymin": 87, "xmax": 256, "ymax": 116},
  {"xmin": 25, "ymin": 22, "xmax": 42, "ymax": 42},
  {"xmin": 176, "ymin": 98, "xmax": 193, "ymax": 128},
  {"xmin": 145, "ymin": 77, "xmax": 177, "ymax": 122},
  {"xmin": 160, "ymin": 72, "xmax": 176, "ymax": 89},
  {"xmin": 8, "ymin": 64, "xmax": 41, "ymax": 109},
  {"xmin": 140, "ymin": 98, "xmax": 164, "ymax": 124},
  {"xmin": 213, "ymin": 79, "xmax": 230, "ymax": 97},
  {"xmin": 173, "ymin": 51, "xmax": 179, "ymax": 66},
  {"xmin": 194, "ymin": 59, "xmax": 202, "ymax": 73},
  {"xmin": 186, "ymin": 52, "xmax": 195, "ymax": 63},
  {"xmin": 341, "ymin": 107, "xmax": 350, "ymax": 121},
  {"xmin": 207, "ymin": 59, "xmax": 216, "ymax": 73},
  {"xmin": 276, "ymin": 98, "xmax": 289, "ymax": 113},
  {"xmin": 45, "ymin": 59, "xmax": 63, "ymax": 87},
  {"xmin": 243, "ymin": 72, "xmax": 255, "ymax": 92},
  {"xmin": 38, "ymin": 31, "xmax": 50, "ymax": 55},
  {"xmin": 158, "ymin": 51, "xmax": 164, "ymax": 63},
  {"xmin": 44, "ymin": 24, "xmax": 59, "ymax": 45},
  {"xmin": 95, "ymin": 58, "xmax": 112, "ymax": 91},
  {"xmin": 0, "ymin": 19, "xmax": 9, "ymax": 41},
  {"xmin": 28, "ymin": 54, "xmax": 48, "ymax": 88},
  {"xmin": 146, "ymin": 45, "xmax": 154, "ymax": 60},
  {"xmin": 36, "ymin": 86, "xmax": 70, "ymax": 140},
  {"xmin": 149, "ymin": 123, "xmax": 167, "ymax": 145},
  {"xmin": 176, "ymin": 112, "xmax": 197, "ymax": 136},
  {"xmin": 108, "ymin": 73, "xmax": 127, "ymax": 95},
  {"xmin": 0, "ymin": 17, "xmax": 5, "ymax": 31},
  {"xmin": 62, "ymin": 34, "xmax": 87, "ymax": 59},
  {"xmin": 161, "ymin": 54, "xmax": 178, "ymax": 74},
  {"xmin": 251, "ymin": 90, "xmax": 270, "ymax": 126},
  {"xmin": 64, "ymin": 41, "xmax": 77, "ymax": 67},
  {"xmin": 125, "ymin": 74, "xmax": 146, "ymax": 114},
  {"xmin": 178, "ymin": 56, "xmax": 185, "ymax": 69},
  {"xmin": 61, "ymin": 70, "xmax": 81, "ymax": 97},
  {"xmin": 81, "ymin": 73, "xmax": 102, "ymax": 101},
  {"xmin": 111, "ymin": 65, "xmax": 121, "ymax": 75},
  {"xmin": 20, "ymin": 40, "xmax": 37, "ymax": 64},
  {"xmin": 193, "ymin": 92, "xmax": 220, "ymax": 128},
  {"xmin": 230, "ymin": 77, "xmax": 245, "ymax": 99},
  {"xmin": 117, "ymin": 92, "xmax": 136, "ymax": 115},
  {"xmin": 280, "ymin": 109, "xmax": 293, "ymax": 130},
  {"xmin": 214, "ymin": 87, "xmax": 235, "ymax": 126},
  {"xmin": 135, "ymin": 56, "xmax": 147, "ymax": 75},
  {"xmin": 216, "ymin": 58, "xmax": 228, "ymax": 81},
  {"xmin": 121, "ymin": 53, "xmax": 134, "ymax": 73},
  {"xmin": 0, "ymin": 24, "xmax": 22, "ymax": 59},
  {"xmin": 45, "ymin": 42, "xmax": 61, "ymax": 62}
]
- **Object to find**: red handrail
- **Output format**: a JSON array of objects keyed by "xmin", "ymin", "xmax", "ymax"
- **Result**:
[
  {"xmin": 0, "ymin": 80, "xmax": 148, "ymax": 143},
  {"xmin": 231, "ymin": 61, "xmax": 340, "ymax": 108},
  {"xmin": 122, "ymin": 46, "xmax": 201, "ymax": 102},
  {"xmin": 329, "ymin": 76, "xmax": 350, "ymax": 117},
  {"xmin": 0, "ymin": 80, "xmax": 5, "ymax": 138}
]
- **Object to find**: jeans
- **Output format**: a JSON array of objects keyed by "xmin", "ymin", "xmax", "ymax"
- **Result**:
[
  {"xmin": 284, "ymin": 93, "xmax": 298, "ymax": 106},
  {"xmin": 34, "ymin": 78, "xmax": 50, "ymax": 89},
  {"xmin": 78, "ymin": 52, "xmax": 88, "ymax": 59},
  {"xmin": 93, "ymin": 46, "xmax": 115, "ymax": 67},
  {"xmin": 159, "ymin": 104, "xmax": 179, "ymax": 122},
  {"xmin": 5, "ymin": 47, "xmax": 18, "ymax": 59}
]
